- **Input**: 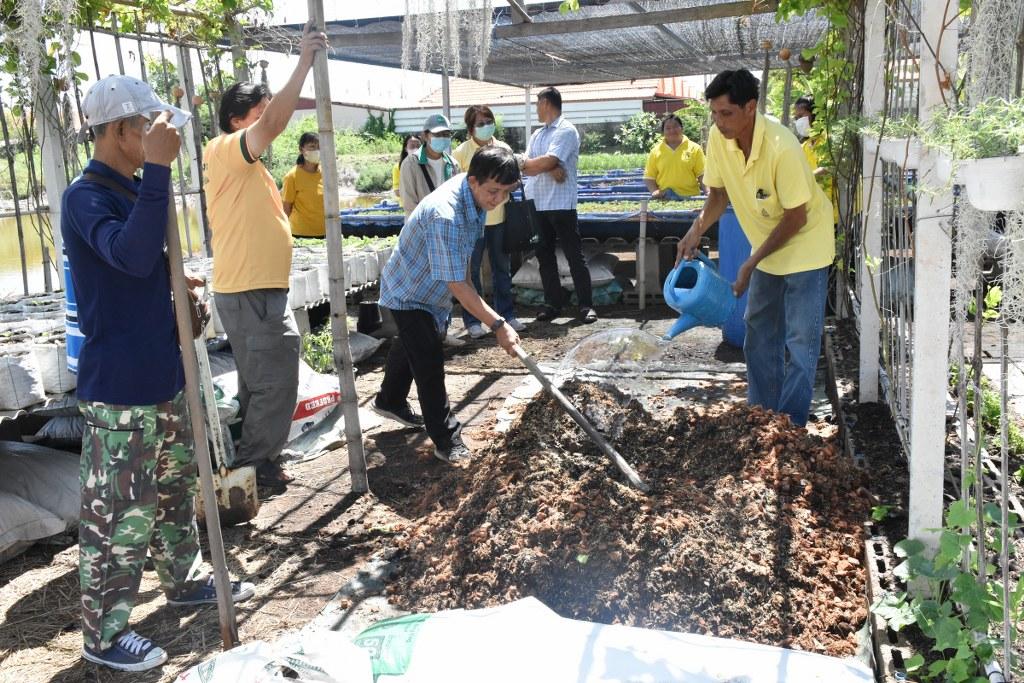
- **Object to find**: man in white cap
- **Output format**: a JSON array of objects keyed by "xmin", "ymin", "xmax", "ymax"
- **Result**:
[{"xmin": 62, "ymin": 74, "xmax": 254, "ymax": 673}]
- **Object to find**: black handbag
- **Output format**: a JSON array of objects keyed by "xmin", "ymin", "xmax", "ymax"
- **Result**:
[{"xmin": 502, "ymin": 184, "xmax": 540, "ymax": 253}]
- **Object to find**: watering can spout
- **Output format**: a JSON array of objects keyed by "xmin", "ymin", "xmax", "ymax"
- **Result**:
[{"xmin": 663, "ymin": 313, "xmax": 700, "ymax": 341}]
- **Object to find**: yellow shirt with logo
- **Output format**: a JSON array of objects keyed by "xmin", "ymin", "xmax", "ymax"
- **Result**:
[
  {"xmin": 203, "ymin": 129, "xmax": 292, "ymax": 293},
  {"xmin": 452, "ymin": 137, "xmax": 512, "ymax": 226},
  {"xmin": 282, "ymin": 166, "xmax": 326, "ymax": 237},
  {"xmin": 704, "ymin": 113, "xmax": 834, "ymax": 276},
  {"xmin": 644, "ymin": 137, "xmax": 705, "ymax": 196}
]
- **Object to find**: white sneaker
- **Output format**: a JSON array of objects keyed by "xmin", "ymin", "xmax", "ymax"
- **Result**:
[
  {"xmin": 507, "ymin": 317, "xmax": 526, "ymax": 332},
  {"xmin": 443, "ymin": 333, "xmax": 466, "ymax": 347},
  {"xmin": 467, "ymin": 323, "xmax": 487, "ymax": 339}
]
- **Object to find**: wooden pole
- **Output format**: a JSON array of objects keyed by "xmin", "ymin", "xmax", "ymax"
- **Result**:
[
  {"xmin": 164, "ymin": 180, "xmax": 239, "ymax": 649},
  {"xmin": 157, "ymin": 25, "xmax": 194, "ymax": 257},
  {"xmin": 178, "ymin": 45, "xmax": 212, "ymax": 256},
  {"xmin": 110, "ymin": 12, "xmax": 126, "ymax": 75},
  {"xmin": 780, "ymin": 61, "xmax": 794, "ymax": 127},
  {"xmin": 308, "ymin": 0, "xmax": 370, "ymax": 493},
  {"xmin": 0, "ymin": 98, "xmax": 29, "ymax": 295},
  {"xmin": 523, "ymin": 85, "xmax": 531, "ymax": 149},
  {"xmin": 441, "ymin": 71, "xmax": 451, "ymax": 122},
  {"xmin": 33, "ymin": 87, "xmax": 66, "ymax": 290}
]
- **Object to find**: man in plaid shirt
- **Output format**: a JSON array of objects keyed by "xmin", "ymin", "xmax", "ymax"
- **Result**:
[
  {"xmin": 519, "ymin": 86, "xmax": 597, "ymax": 324},
  {"xmin": 374, "ymin": 147, "xmax": 522, "ymax": 464}
]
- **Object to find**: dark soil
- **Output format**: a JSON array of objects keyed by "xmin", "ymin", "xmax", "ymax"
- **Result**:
[{"xmin": 387, "ymin": 380, "xmax": 873, "ymax": 657}]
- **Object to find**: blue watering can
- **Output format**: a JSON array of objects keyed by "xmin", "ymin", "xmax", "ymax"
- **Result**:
[{"xmin": 662, "ymin": 251, "xmax": 738, "ymax": 340}]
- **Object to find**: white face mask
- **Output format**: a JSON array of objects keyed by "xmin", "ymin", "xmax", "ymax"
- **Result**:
[
  {"xmin": 304, "ymin": 149, "xmax": 320, "ymax": 164},
  {"xmin": 794, "ymin": 116, "xmax": 811, "ymax": 139}
]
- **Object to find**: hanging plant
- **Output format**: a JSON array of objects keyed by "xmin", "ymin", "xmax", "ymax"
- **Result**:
[{"xmin": 401, "ymin": 0, "xmax": 495, "ymax": 80}]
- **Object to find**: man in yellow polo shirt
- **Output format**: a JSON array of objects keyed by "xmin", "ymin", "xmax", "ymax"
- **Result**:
[
  {"xmin": 677, "ymin": 69, "xmax": 834, "ymax": 427},
  {"xmin": 203, "ymin": 23, "xmax": 325, "ymax": 490},
  {"xmin": 644, "ymin": 113, "xmax": 705, "ymax": 199}
]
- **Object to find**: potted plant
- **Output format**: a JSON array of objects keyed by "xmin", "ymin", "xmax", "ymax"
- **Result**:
[
  {"xmin": 924, "ymin": 98, "xmax": 1024, "ymax": 211},
  {"xmin": 860, "ymin": 115, "xmax": 922, "ymax": 168}
]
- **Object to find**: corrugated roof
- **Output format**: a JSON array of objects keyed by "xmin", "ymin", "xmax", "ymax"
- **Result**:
[{"xmin": 249, "ymin": 0, "xmax": 827, "ymax": 88}]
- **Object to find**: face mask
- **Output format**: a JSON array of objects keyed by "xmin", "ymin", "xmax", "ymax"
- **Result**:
[
  {"xmin": 475, "ymin": 123, "xmax": 496, "ymax": 141},
  {"xmin": 407, "ymin": 145, "xmax": 420, "ymax": 155},
  {"xmin": 303, "ymin": 149, "xmax": 320, "ymax": 164},
  {"xmin": 794, "ymin": 116, "xmax": 811, "ymax": 139},
  {"xmin": 429, "ymin": 136, "xmax": 451, "ymax": 154}
]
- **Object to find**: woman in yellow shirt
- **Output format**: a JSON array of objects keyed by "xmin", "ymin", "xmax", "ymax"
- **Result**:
[
  {"xmin": 644, "ymin": 114, "xmax": 705, "ymax": 200},
  {"xmin": 793, "ymin": 97, "xmax": 838, "ymax": 224},
  {"xmin": 282, "ymin": 132, "xmax": 325, "ymax": 237},
  {"xmin": 392, "ymin": 134, "xmax": 421, "ymax": 198}
]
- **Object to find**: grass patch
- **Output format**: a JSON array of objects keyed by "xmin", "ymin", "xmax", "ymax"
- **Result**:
[{"xmin": 578, "ymin": 153, "xmax": 645, "ymax": 173}]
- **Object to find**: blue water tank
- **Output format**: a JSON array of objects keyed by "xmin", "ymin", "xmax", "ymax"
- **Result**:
[
  {"xmin": 63, "ymin": 250, "xmax": 83, "ymax": 374},
  {"xmin": 717, "ymin": 208, "xmax": 751, "ymax": 348}
]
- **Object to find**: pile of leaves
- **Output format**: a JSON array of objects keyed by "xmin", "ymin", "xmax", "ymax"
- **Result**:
[{"xmin": 388, "ymin": 382, "xmax": 873, "ymax": 657}]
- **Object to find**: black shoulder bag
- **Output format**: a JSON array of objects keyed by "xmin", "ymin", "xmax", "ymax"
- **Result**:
[{"xmin": 502, "ymin": 183, "xmax": 540, "ymax": 253}]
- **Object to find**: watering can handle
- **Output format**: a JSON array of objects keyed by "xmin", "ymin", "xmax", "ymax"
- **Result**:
[{"xmin": 690, "ymin": 250, "xmax": 716, "ymax": 270}]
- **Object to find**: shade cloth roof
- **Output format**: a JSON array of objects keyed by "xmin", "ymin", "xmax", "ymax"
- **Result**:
[{"xmin": 249, "ymin": 0, "xmax": 827, "ymax": 87}]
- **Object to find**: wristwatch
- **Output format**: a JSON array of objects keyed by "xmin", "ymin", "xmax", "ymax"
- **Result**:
[{"xmin": 490, "ymin": 317, "xmax": 507, "ymax": 332}]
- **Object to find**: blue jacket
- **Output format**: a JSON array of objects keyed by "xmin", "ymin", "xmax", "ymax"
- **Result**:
[{"xmin": 61, "ymin": 159, "xmax": 184, "ymax": 405}]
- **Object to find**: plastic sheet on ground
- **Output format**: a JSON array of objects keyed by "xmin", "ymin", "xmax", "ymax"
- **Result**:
[
  {"xmin": 353, "ymin": 598, "xmax": 874, "ymax": 683},
  {"xmin": 175, "ymin": 630, "xmax": 372, "ymax": 683}
]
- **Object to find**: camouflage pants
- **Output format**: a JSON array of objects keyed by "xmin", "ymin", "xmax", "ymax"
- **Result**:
[{"xmin": 78, "ymin": 390, "xmax": 203, "ymax": 653}]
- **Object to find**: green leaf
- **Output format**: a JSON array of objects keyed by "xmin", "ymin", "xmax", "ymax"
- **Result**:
[
  {"xmin": 931, "ymin": 615, "xmax": 965, "ymax": 651},
  {"xmin": 904, "ymin": 653, "xmax": 925, "ymax": 672},
  {"xmin": 871, "ymin": 505, "xmax": 892, "ymax": 521},
  {"xmin": 576, "ymin": 553, "xmax": 589, "ymax": 565},
  {"xmin": 894, "ymin": 538, "xmax": 926, "ymax": 558},
  {"xmin": 947, "ymin": 500, "xmax": 975, "ymax": 529}
]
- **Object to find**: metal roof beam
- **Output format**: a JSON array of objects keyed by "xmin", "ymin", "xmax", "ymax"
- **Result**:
[
  {"xmin": 626, "ymin": 1, "xmax": 701, "ymax": 60},
  {"xmin": 494, "ymin": 0, "xmax": 779, "ymax": 39}
]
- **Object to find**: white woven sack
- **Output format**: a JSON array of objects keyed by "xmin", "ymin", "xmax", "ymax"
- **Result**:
[
  {"xmin": 364, "ymin": 250, "xmax": 381, "ymax": 281},
  {"xmin": 32, "ymin": 337, "xmax": 77, "ymax": 393},
  {"xmin": 303, "ymin": 268, "xmax": 322, "ymax": 303},
  {"xmin": 317, "ymin": 263, "xmax": 330, "ymax": 297},
  {"xmin": 288, "ymin": 273, "xmax": 308, "ymax": 309},
  {"xmin": 0, "ymin": 349, "xmax": 45, "ymax": 410}
]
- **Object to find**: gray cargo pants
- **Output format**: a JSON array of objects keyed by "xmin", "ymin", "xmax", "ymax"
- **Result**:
[{"xmin": 215, "ymin": 288, "xmax": 300, "ymax": 468}]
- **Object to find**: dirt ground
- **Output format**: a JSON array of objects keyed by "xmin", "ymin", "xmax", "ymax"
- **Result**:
[{"xmin": 1, "ymin": 303, "xmax": 874, "ymax": 682}]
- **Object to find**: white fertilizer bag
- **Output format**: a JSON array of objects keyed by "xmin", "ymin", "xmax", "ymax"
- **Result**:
[
  {"xmin": 0, "ymin": 441, "xmax": 80, "ymax": 527},
  {"xmin": 0, "ymin": 349, "xmax": 45, "ymax": 410},
  {"xmin": 32, "ymin": 332, "xmax": 77, "ymax": 393},
  {"xmin": 0, "ymin": 492, "xmax": 64, "ymax": 564},
  {"xmin": 176, "ymin": 630, "xmax": 372, "ymax": 683}
]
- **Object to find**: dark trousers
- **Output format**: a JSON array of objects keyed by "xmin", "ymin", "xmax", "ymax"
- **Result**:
[
  {"xmin": 534, "ymin": 209, "xmax": 593, "ymax": 309},
  {"xmin": 377, "ymin": 308, "xmax": 461, "ymax": 449}
]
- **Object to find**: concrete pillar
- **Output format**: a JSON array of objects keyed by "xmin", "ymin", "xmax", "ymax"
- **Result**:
[
  {"xmin": 859, "ymin": 0, "xmax": 885, "ymax": 403},
  {"xmin": 441, "ymin": 71, "xmax": 451, "ymax": 122},
  {"xmin": 523, "ymin": 85, "xmax": 532, "ymax": 149},
  {"xmin": 35, "ymin": 84, "xmax": 67, "ymax": 290},
  {"xmin": 908, "ymin": 1, "xmax": 959, "ymax": 548}
]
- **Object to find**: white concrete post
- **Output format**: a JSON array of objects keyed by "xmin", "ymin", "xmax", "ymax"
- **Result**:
[
  {"xmin": 441, "ymin": 71, "xmax": 451, "ymax": 122},
  {"xmin": 858, "ymin": 0, "xmax": 885, "ymax": 403},
  {"xmin": 35, "ymin": 84, "xmax": 67, "ymax": 290},
  {"xmin": 908, "ymin": 2, "xmax": 959, "ymax": 548}
]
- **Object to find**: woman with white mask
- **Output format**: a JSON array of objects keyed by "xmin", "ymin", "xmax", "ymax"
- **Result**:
[{"xmin": 793, "ymin": 96, "xmax": 838, "ymax": 225}]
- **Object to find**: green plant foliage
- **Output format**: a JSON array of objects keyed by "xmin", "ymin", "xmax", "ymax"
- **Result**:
[
  {"xmin": 614, "ymin": 112, "xmax": 661, "ymax": 154},
  {"xmin": 873, "ymin": 500, "xmax": 1022, "ymax": 682},
  {"xmin": 354, "ymin": 161, "xmax": 392, "ymax": 193},
  {"xmin": 924, "ymin": 98, "xmax": 1024, "ymax": 159},
  {"xmin": 301, "ymin": 324, "xmax": 334, "ymax": 375},
  {"xmin": 577, "ymin": 153, "xmax": 647, "ymax": 172},
  {"xmin": 361, "ymin": 110, "xmax": 397, "ymax": 139},
  {"xmin": 580, "ymin": 130, "xmax": 610, "ymax": 153}
]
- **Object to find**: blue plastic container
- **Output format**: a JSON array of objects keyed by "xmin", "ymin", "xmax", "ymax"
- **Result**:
[
  {"xmin": 717, "ymin": 208, "xmax": 751, "ymax": 348},
  {"xmin": 62, "ymin": 249, "xmax": 84, "ymax": 374},
  {"xmin": 662, "ymin": 251, "xmax": 737, "ymax": 340}
]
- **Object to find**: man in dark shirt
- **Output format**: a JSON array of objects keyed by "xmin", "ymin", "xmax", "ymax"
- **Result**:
[{"xmin": 63, "ymin": 75, "xmax": 254, "ymax": 673}]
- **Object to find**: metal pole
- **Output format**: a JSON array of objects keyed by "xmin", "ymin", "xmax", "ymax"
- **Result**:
[
  {"xmin": 637, "ymin": 198, "xmax": 648, "ymax": 311},
  {"xmin": 308, "ymin": 0, "xmax": 370, "ymax": 493},
  {"xmin": 157, "ymin": 25, "xmax": 194, "ymax": 256},
  {"xmin": 110, "ymin": 12, "xmax": 126, "ymax": 75},
  {"xmin": 164, "ymin": 181, "xmax": 238, "ymax": 649},
  {"xmin": 758, "ymin": 42, "xmax": 771, "ymax": 114},
  {"xmin": 998, "ymin": 323, "xmax": 1011, "ymax": 677},
  {"xmin": 178, "ymin": 45, "xmax": 212, "ymax": 256},
  {"xmin": 781, "ymin": 61, "xmax": 794, "ymax": 127},
  {"xmin": 33, "ymin": 88, "xmax": 66, "ymax": 290},
  {"xmin": 136, "ymin": 13, "xmax": 148, "ymax": 82}
]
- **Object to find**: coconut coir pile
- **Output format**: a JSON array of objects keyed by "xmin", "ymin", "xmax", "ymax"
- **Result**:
[{"xmin": 388, "ymin": 382, "xmax": 872, "ymax": 657}]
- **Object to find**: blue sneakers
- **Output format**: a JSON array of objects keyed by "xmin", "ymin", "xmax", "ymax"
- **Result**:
[
  {"xmin": 82, "ymin": 630, "xmax": 168, "ymax": 672},
  {"xmin": 166, "ymin": 574, "xmax": 256, "ymax": 606}
]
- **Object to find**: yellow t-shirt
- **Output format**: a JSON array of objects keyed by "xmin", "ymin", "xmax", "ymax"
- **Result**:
[
  {"xmin": 282, "ymin": 166, "xmax": 325, "ymax": 237},
  {"xmin": 802, "ymin": 135, "xmax": 839, "ymax": 225},
  {"xmin": 452, "ymin": 137, "xmax": 512, "ymax": 226},
  {"xmin": 704, "ymin": 113, "xmax": 834, "ymax": 276},
  {"xmin": 392, "ymin": 163, "xmax": 401, "ymax": 196},
  {"xmin": 644, "ymin": 137, "xmax": 706, "ymax": 196},
  {"xmin": 203, "ymin": 129, "xmax": 292, "ymax": 293}
]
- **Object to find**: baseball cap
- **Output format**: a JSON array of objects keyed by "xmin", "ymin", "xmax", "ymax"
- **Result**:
[
  {"xmin": 77, "ymin": 75, "xmax": 191, "ymax": 142},
  {"xmin": 423, "ymin": 113, "xmax": 452, "ymax": 134}
]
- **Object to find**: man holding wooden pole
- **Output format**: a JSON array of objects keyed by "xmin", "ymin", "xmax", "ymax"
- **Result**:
[{"xmin": 63, "ymin": 75, "xmax": 254, "ymax": 673}]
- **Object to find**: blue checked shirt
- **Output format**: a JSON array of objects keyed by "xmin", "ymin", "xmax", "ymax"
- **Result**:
[
  {"xmin": 524, "ymin": 115, "xmax": 580, "ymax": 211},
  {"xmin": 379, "ymin": 174, "xmax": 485, "ymax": 332}
]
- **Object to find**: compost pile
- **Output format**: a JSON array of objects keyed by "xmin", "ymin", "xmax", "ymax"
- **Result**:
[{"xmin": 388, "ymin": 382, "xmax": 872, "ymax": 657}]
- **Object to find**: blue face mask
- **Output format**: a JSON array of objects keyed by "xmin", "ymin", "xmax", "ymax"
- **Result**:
[
  {"xmin": 429, "ymin": 136, "xmax": 451, "ymax": 154},
  {"xmin": 475, "ymin": 123, "xmax": 496, "ymax": 141}
]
